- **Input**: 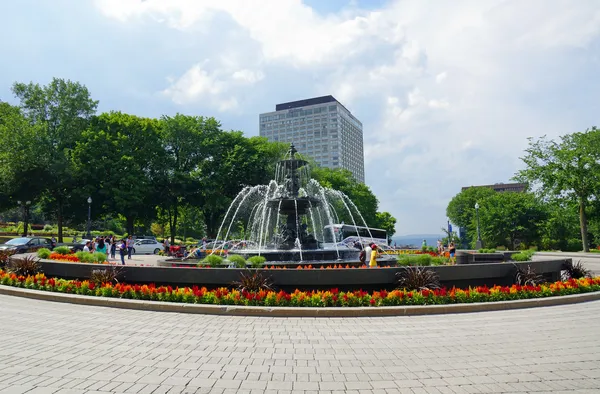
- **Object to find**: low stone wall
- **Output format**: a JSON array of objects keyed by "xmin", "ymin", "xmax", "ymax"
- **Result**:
[{"xmin": 38, "ymin": 258, "xmax": 568, "ymax": 291}]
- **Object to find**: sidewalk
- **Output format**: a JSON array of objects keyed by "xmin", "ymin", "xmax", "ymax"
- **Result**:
[{"xmin": 536, "ymin": 251, "xmax": 600, "ymax": 259}]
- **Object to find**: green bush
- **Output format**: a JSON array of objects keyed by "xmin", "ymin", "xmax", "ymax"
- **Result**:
[
  {"xmin": 416, "ymin": 254, "xmax": 432, "ymax": 266},
  {"xmin": 93, "ymin": 252, "xmax": 107, "ymax": 263},
  {"xmin": 247, "ymin": 255, "xmax": 266, "ymax": 268},
  {"xmin": 75, "ymin": 251, "xmax": 95, "ymax": 263},
  {"xmin": 477, "ymin": 248, "xmax": 496, "ymax": 253},
  {"xmin": 53, "ymin": 246, "xmax": 71, "ymax": 255},
  {"xmin": 227, "ymin": 254, "xmax": 247, "ymax": 268},
  {"xmin": 397, "ymin": 254, "xmax": 449, "ymax": 267},
  {"xmin": 37, "ymin": 248, "xmax": 51, "ymax": 259},
  {"xmin": 43, "ymin": 224, "xmax": 54, "ymax": 232},
  {"xmin": 512, "ymin": 250, "xmax": 535, "ymax": 262},
  {"xmin": 201, "ymin": 254, "xmax": 224, "ymax": 267}
]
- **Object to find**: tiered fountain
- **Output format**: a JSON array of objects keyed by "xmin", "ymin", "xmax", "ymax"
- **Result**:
[{"xmin": 212, "ymin": 143, "xmax": 393, "ymax": 264}]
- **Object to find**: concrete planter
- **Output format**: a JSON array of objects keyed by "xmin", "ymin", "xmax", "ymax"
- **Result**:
[{"xmin": 39, "ymin": 258, "xmax": 568, "ymax": 291}]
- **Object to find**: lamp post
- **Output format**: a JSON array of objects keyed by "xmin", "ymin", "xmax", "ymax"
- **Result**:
[
  {"xmin": 475, "ymin": 202, "xmax": 483, "ymax": 249},
  {"xmin": 86, "ymin": 197, "xmax": 92, "ymax": 239}
]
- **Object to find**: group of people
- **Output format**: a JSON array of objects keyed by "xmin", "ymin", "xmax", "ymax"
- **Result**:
[
  {"xmin": 78, "ymin": 235, "xmax": 136, "ymax": 265},
  {"xmin": 435, "ymin": 239, "xmax": 457, "ymax": 261},
  {"xmin": 357, "ymin": 242, "xmax": 379, "ymax": 267}
]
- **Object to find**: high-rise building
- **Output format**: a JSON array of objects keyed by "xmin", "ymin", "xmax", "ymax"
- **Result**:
[
  {"xmin": 259, "ymin": 95, "xmax": 365, "ymax": 183},
  {"xmin": 461, "ymin": 182, "xmax": 528, "ymax": 193}
]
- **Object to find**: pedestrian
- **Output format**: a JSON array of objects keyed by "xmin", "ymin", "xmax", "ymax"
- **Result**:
[
  {"xmin": 449, "ymin": 242, "xmax": 456, "ymax": 264},
  {"xmin": 164, "ymin": 238, "xmax": 170, "ymax": 256},
  {"xmin": 119, "ymin": 239, "xmax": 127, "ymax": 265},
  {"xmin": 369, "ymin": 243, "xmax": 378, "ymax": 268},
  {"xmin": 126, "ymin": 235, "xmax": 134, "ymax": 259},
  {"xmin": 96, "ymin": 238, "xmax": 107, "ymax": 256},
  {"xmin": 422, "ymin": 239, "xmax": 427, "ymax": 249},
  {"xmin": 83, "ymin": 241, "xmax": 91, "ymax": 253},
  {"xmin": 51, "ymin": 236, "xmax": 57, "ymax": 249},
  {"xmin": 436, "ymin": 239, "xmax": 442, "ymax": 255},
  {"xmin": 110, "ymin": 236, "xmax": 116, "ymax": 259},
  {"xmin": 362, "ymin": 243, "xmax": 372, "ymax": 266}
]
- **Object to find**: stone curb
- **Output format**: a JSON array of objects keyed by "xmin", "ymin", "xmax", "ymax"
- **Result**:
[{"xmin": 1, "ymin": 284, "xmax": 600, "ymax": 317}]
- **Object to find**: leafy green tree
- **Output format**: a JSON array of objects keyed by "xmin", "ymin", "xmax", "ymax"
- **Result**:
[
  {"xmin": 0, "ymin": 102, "xmax": 47, "ymax": 211},
  {"xmin": 446, "ymin": 186, "xmax": 496, "ymax": 244},
  {"xmin": 477, "ymin": 192, "xmax": 546, "ymax": 249},
  {"xmin": 374, "ymin": 211, "xmax": 397, "ymax": 240},
  {"xmin": 311, "ymin": 167, "xmax": 379, "ymax": 226},
  {"xmin": 158, "ymin": 114, "xmax": 221, "ymax": 244},
  {"xmin": 200, "ymin": 133, "xmax": 287, "ymax": 237},
  {"xmin": 538, "ymin": 199, "xmax": 582, "ymax": 251},
  {"xmin": 72, "ymin": 112, "xmax": 164, "ymax": 235},
  {"xmin": 514, "ymin": 128, "xmax": 600, "ymax": 251},
  {"xmin": 11, "ymin": 78, "xmax": 98, "ymax": 241}
]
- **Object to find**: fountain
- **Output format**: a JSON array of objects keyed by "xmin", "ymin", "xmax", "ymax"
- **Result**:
[{"xmin": 212, "ymin": 143, "xmax": 393, "ymax": 263}]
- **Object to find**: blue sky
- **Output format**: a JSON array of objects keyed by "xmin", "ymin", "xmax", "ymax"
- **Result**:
[{"xmin": 1, "ymin": 0, "xmax": 599, "ymax": 235}]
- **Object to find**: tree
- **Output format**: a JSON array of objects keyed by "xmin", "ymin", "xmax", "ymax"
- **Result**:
[
  {"xmin": 199, "ymin": 133, "xmax": 287, "ymax": 236},
  {"xmin": 311, "ymin": 167, "xmax": 379, "ymax": 226},
  {"xmin": 514, "ymin": 128, "xmax": 600, "ymax": 252},
  {"xmin": 158, "ymin": 114, "xmax": 220, "ymax": 244},
  {"xmin": 374, "ymin": 211, "xmax": 397, "ymax": 241},
  {"xmin": 11, "ymin": 78, "xmax": 98, "ymax": 242},
  {"xmin": 72, "ymin": 112, "xmax": 164, "ymax": 235},
  {"xmin": 446, "ymin": 186, "xmax": 496, "ymax": 244},
  {"xmin": 0, "ymin": 102, "xmax": 47, "ymax": 212},
  {"xmin": 477, "ymin": 192, "xmax": 546, "ymax": 249}
]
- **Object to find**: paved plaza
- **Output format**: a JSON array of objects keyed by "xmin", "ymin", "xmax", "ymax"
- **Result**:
[{"xmin": 0, "ymin": 294, "xmax": 599, "ymax": 394}]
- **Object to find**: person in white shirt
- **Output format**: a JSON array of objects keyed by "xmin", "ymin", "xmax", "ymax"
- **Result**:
[
  {"xmin": 83, "ymin": 242, "xmax": 90, "ymax": 253},
  {"xmin": 364, "ymin": 244, "xmax": 372, "ymax": 266}
]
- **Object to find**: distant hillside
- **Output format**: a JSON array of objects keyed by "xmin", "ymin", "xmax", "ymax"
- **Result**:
[{"xmin": 391, "ymin": 234, "xmax": 444, "ymax": 248}]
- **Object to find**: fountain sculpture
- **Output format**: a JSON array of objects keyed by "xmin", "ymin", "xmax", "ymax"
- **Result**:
[{"xmin": 213, "ymin": 143, "xmax": 392, "ymax": 263}]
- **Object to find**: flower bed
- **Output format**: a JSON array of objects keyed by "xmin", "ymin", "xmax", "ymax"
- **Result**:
[{"xmin": 1, "ymin": 269, "xmax": 599, "ymax": 307}]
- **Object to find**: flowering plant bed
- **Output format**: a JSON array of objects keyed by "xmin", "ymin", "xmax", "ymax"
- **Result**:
[{"xmin": 1, "ymin": 269, "xmax": 599, "ymax": 307}]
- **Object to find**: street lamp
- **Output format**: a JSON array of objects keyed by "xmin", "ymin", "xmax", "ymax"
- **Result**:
[
  {"xmin": 475, "ymin": 202, "xmax": 483, "ymax": 249},
  {"xmin": 17, "ymin": 200, "xmax": 31, "ymax": 236},
  {"xmin": 86, "ymin": 197, "xmax": 92, "ymax": 239}
]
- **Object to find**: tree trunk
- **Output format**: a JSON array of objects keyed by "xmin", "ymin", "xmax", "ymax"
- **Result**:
[
  {"xmin": 579, "ymin": 198, "xmax": 589, "ymax": 252},
  {"xmin": 57, "ymin": 198, "xmax": 64, "ymax": 243},
  {"xmin": 171, "ymin": 199, "xmax": 178, "ymax": 245},
  {"xmin": 126, "ymin": 216, "xmax": 134, "ymax": 236}
]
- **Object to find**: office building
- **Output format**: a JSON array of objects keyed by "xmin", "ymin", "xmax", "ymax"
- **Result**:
[
  {"xmin": 461, "ymin": 182, "xmax": 528, "ymax": 193},
  {"xmin": 259, "ymin": 95, "xmax": 365, "ymax": 183}
]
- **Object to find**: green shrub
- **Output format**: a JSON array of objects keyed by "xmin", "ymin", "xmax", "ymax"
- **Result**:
[
  {"xmin": 247, "ymin": 255, "xmax": 266, "ymax": 268},
  {"xmin": 511, "ymin": 250, "xmax": 535, "ymax": 262},
  {"xmin": 201, "ymin": 254, "xmax": 223, "ymax": 267},
  {"xmin": 397, "ymin": 255, "xmax": 412, "ymax": 266},
  {"xmin": 93, "ymin": 252, "xmax": 107, "ymax": 263},
  {"xmin": 477, "ymin": 248, "xmax": 496, "ymax": 253},
  {"xmin": 43, "ymin": 224, "xmax": 54, "ymax": 232},
  {"xmin": 75, "ymin": 251, "xmax": 95, "ymax": 263},
  {"xmin": 37, "ymin": 248, "xmax": 51, "ymax": 259},
  {"xmin": 53, "ymin": 246, "xmax": 71, "ymax": 255},
  {"xmin": 227, "ymin": 254, "xmax": 247, "ymax": 268},
  {"xmin": 416, "ymin": 254, "xmax": 432, "ymax": 266}
]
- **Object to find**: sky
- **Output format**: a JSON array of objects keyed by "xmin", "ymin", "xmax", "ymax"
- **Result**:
[{"xmin": 0, "ymin": 0, "xmax": 599, "ymax": 236}]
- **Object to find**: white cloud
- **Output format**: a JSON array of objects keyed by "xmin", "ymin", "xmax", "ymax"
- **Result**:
[{"xmin": 89, "ymin": 0, "xmax": 600, "ymax": 235}]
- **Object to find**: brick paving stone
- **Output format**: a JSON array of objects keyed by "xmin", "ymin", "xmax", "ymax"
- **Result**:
[{"xmin": 0, "ymin": 296, "xmax": 600, "ymax": 393}]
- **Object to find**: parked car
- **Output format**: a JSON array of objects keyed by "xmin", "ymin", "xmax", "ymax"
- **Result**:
[
  {"xmin": 0, "ymin": 237, "xmax": 53, "ymax": 254},
  {"xmin": 60, "ymin": 239, "xmax": 91, "ymax": 252},
  {"xmin": 117, "ymin": 239, "xmax": 163, "ymax": 255}
]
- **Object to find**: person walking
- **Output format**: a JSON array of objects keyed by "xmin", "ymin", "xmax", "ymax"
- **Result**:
[
  {"xmin": 369, "ymin": 243, "xmax": 378, "ymax": 268},
  {"xmin": 126, "ymin": 235, "xmax": 134, "ymax": 259},
  {"xmin": 110, "ymin": 236, "xmax": 116, "ymax": 259},
  {"xmin": 119, "ymin": 239, "xmax": 127, "ymax": 265},
  {"xmin": 96, "ymin": 238, "xmax": 107, "ymax": 256},
  {"xmin": 449, "ymin": 242, "xmax": 456, "ymax": 264},
  {"xmin": 164, "ymin": 238, "xmax": 170, "ymax": 256}
]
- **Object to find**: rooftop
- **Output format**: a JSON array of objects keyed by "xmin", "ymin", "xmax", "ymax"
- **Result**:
[{"xmin": 274, "ymin": 95, "xmax": 351, "ymax": 114}]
